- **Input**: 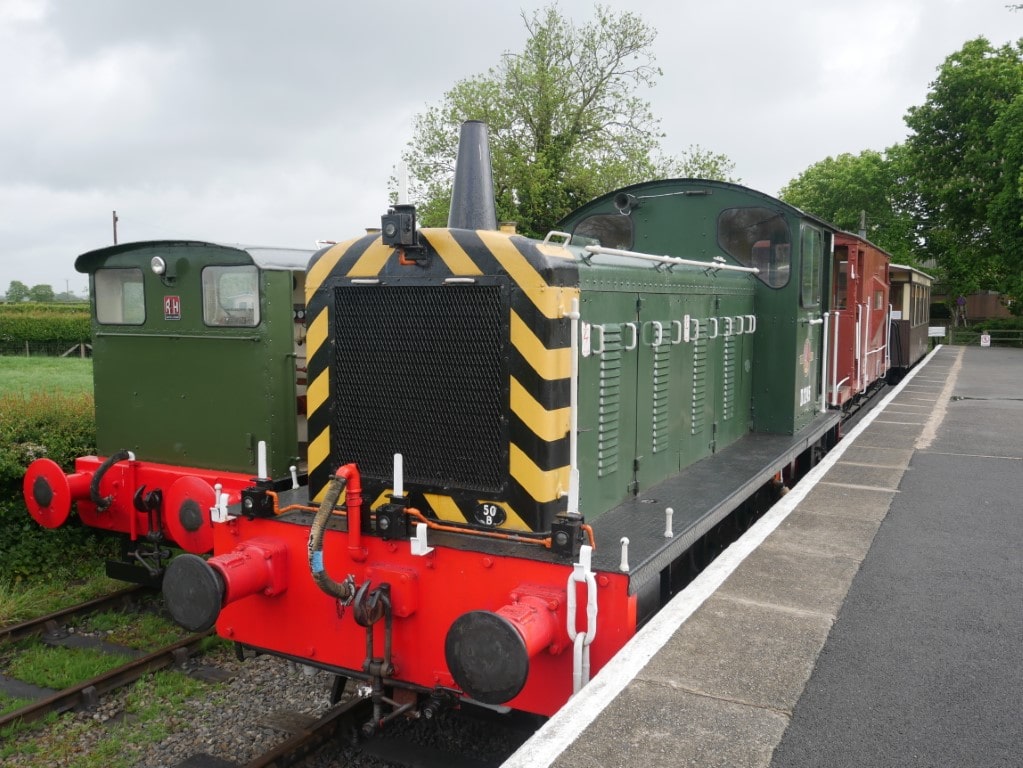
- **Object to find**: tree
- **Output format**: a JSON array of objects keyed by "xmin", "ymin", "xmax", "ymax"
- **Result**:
[
  {"xmin": 903, "ymin": 37, "xmax": 1023, "ymax": 309},
  {"xmin": 5, "ymin": 280, "xmax": 29, "ymax": 302},
  {"xmin": 656, "ymin": 145, "xmax": 741, "ymax": 183},
  {"xmin": 779, "ymin": 147, "xmax": 917, "ymax": 263},
  {"xmin": 401, "ymin": 5, "xmax": 734, "ymax": 236},
  {"xmin": 27, "ymin": 284, "xmax": 55, "ymax": 302},
  {"xmin": 988, "ymin": 89, "xmax": 1023, "ymax": 310}
]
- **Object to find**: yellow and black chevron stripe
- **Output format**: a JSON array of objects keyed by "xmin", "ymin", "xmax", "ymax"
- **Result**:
[{"xmin": 304, "ymin": 228, "xmax": 580, "ymax": 533}]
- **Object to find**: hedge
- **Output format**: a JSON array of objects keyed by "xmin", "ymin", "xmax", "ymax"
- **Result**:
[
  {"xmin": 0, "ymin": 391, "xmax": 95, "ymax": 495},
  {"xmin": 0, "ymin": 390, "xmax": 99, "ymax": 579},
  {"xmin": 973, "ymin": 316, "xmax": 1023, "ymax": 332},
  {"xmin": 0, "ymin": 302, "xmax": 90, "ymax": 344}
]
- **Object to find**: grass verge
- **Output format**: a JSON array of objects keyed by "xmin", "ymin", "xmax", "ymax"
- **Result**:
[{"xmin": 0, "ymin": 357, "xmax": 93, "ymax": 398}]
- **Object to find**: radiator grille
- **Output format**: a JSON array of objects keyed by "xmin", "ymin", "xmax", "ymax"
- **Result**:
[
  {"xmin": 691, "ymin": 325, "xmax": 707, "ymax": 435},
  {"xmin": 722, "ymin": 334, "xmax": 736, "ymax": 421},
  {"xmin": 597, "ymin": 325, "xmax": 623, "ymax": 478},
  {"xmin": 332, "ymin": 284, "xmax": 506, "ymax": 492}
]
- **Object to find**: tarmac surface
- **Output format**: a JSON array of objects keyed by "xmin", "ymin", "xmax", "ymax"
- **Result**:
[{"xmin": 503, "ymin": 344, "xmax": 1022, "ymax": 767}]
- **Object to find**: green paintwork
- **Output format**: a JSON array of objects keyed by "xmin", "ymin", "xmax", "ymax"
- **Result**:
[
  {"xmin": 559, "ymin": 179, "xmax": 835, "ymax": 519},
  {"xmin": 571, "ymin": 262, "xmax": 755, "ymax": 518},
  {"xmin": 77, "ymin": 241, "xmax": 306, "ymax": 477}
]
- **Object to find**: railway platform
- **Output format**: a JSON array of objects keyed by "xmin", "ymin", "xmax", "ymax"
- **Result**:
[{"xmin": 503, "ymin": 344, "xmax": 1022, "ymax": 768}]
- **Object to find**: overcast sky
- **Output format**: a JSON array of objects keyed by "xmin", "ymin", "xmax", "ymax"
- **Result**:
[{"xmin": 1, "ymin": 0, "xmax": 1020, "ymax": 295}]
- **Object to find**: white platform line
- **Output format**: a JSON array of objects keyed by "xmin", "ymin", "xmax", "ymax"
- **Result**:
[{"xmin": 500, "ymin": 346, "xmax": 946, "ymax": 768}]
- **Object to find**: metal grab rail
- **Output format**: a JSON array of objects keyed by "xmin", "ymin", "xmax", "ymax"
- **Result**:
[{"xmin": 582, "ymin": 245, "xmax": 760, "ymax": 275}]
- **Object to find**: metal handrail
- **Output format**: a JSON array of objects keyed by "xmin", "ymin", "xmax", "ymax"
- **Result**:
[{"xmin": 582, "ymin": 245, "xmax": 759, "ymax": 275}]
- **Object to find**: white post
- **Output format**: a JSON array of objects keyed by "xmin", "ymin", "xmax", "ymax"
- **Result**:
[{"xmin": 257, "ymin": 440, "xmax": 268, "ymax": 480}]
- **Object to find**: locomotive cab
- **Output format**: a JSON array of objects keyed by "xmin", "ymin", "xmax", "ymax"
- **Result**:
[{"xmin": 23, "ymin": 241, "xmax": 314, "ymax": 581}]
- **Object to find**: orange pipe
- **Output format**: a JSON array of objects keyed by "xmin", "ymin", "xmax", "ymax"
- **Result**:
[{"xmin": 335, "ymin": 464, "xmax": 366, "ymax": 562}]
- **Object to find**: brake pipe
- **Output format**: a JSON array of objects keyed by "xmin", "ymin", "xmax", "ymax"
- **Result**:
[
  {"xmin": 89, "ymin": 449, "xmax": 135, "ymax": 512},
  {"xmin": 307, "ymin": 465, "xmax": 360, "ymax": 601}
]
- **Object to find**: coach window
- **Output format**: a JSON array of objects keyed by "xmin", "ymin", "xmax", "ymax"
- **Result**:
[
  {"xmin": 717, "ymin": 207, "xmax": 791, "ymax": 288},
  {"xmin": 570, "ymin": 214, "xmax": 633, "ymax": 250},
  {"xmin": 203, "ymin": 265, "xmax": 260, "ymax": 327},
  {"xmin": 95, "ymin": 268, "xmax": 145, "ymax": 325},
  {"xmin": 800, "ymin": 225, "xmax": 823, "ymax": 308}
]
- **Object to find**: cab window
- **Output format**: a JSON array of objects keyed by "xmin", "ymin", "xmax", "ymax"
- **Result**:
[
  {"xmin": 718, "ymin": 207, "xmax": 791, "ymax": 288},
  {"xmin": 95, "ymin": 268, "xmax": 145, "ymax": 325},
  {"xmin": 570, "ymin": 214, "xmax": 633, "ymax": 250},
  {"xmin": 203, "ymin": 265, "xmax": 260, "ymax": 326},
  {"xmin": 800, "ymin": 225, "xmax": 822, "ymax": 308}
]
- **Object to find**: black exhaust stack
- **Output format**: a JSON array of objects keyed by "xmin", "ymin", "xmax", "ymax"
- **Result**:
[{"xmin": 448, "ymin": 120, "xmax": 498, "ymax": 231}]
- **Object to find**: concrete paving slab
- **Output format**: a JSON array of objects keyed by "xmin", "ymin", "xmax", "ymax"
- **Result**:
[
  {"xmin": 762, "ymin": 510, "xmax": 882, "ymax": 561},
  {"xmin": 894, "ymin": 395, "xmax": 941, "ymax": 404},
  {"xmin": 798, "ymin": 483, "xmax": 896, "ymax": 522},
  {"xmin": 819, "ymin": 462, "xmax": 906, "ymax": 490},
  {"xmin": 879, "ymin": 403, "xmax": 931, "ymax": 412},
  {"xmin": 639, "ymin": 594, "xmax": 833, "ymax": 713},
  {"xmin": 846, "ymin": 424, "xmax": 920, "ymax": 449},
  {"xmin": 717, "ymin": 545, "xmax": 861, "ymax": 616},
  {"xmin": 551, "ymin": 679, "xmax": 789, "ymax": 768},
  {"xmin": 835, "ymin": 444, "xmax": 913, "ymax": 469},
  {"xmin": 870, "ymin": 415, "xmax": 928, "ymax": 428}
]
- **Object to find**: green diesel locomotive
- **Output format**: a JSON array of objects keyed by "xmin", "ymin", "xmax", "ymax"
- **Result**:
[{"xmin": 157, "ymin": 123, "xmax": 852, "ymax": 720}]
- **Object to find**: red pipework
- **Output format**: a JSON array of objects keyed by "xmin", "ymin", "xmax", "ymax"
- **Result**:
[
  {"xmin": 209, "ymin": 536, "xmax": 290, "ymax": 605},
  {"xmin": 335, "ymin": 463, "xmax": 366, "ymax": 562}
]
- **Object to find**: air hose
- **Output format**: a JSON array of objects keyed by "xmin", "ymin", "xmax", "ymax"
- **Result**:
[
  {"xmin": 89, "ymin": 449, "xmax": 133, "ymax": 512},
  {"xmin": 308, "ymin": 467, "xmax": 357, "ymax": 601}
]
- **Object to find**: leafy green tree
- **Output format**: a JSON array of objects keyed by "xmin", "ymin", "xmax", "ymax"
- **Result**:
[
  {"xmin": 401, "ymin": 5, "xmax": 735, "ymax": 236},
  {"xmin": 903, "ymin": 37, "xmax": 1023, "ymax": 309},
  {"xmin": 988, "ymin": 89, "xmax": 1023, "ymax": 310},
  {"xmin": 656, "ymin": 145, "xmax": 741, "ymax": 183},
  {"xmin": 5, "ymin": 280, "xmax": 29, "ymax": 302},
  {"xmin": 779, "ymin": 147, "xmax": 917, "ymax": 263},
  {"xmin": 28, "ymin": 284, "xmax": 55, "ymax": 302}
]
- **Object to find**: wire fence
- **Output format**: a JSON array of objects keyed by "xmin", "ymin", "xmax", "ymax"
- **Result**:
[{"xmin": 0, "ymin": 341, "xmax": 92, "ymax": 357}]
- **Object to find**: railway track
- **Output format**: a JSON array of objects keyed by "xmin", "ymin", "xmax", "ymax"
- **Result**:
[
  {"xmin": 0, "ymin": 585, "xmax": 146, "ymax": 644},
  {"xmin": 0, "ymin": 630, "xmax": 211, "ymax": 730},
  {"xmin": 176, "ymin": 694, "xmax": 539, "ymax": 768},
  {"xmin": 0, "ymin": 587, "xmax": 213, "ymax": 733}
]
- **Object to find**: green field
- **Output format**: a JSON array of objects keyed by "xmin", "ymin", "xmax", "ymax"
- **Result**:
[{"xmin": 0, "ymin": 356, "xmax": 94, "ymax": 397}]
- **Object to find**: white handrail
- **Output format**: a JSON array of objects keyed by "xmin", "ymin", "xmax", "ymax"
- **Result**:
[
  {"xmin": 564, "ymin": 298, "xmax": 581, "ymax": 515},
  {"xmin": 582, "ymin": 245, "xmax": 759, "ymax": 275},
  {"xmin": 820, "ymin": 312, "xmax": 830, "ymax": 412}
]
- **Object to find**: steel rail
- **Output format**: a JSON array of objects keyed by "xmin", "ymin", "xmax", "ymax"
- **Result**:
[
  {"xmin": 0, "ymin": 586, "xmax": 147, "ymax": 645},
  {"xmin": 0, "ymin": 631, "xmax": 211, "ymax": 730},
  {"xmin": 242, "ymin": 696, "xmax": 374, "ymax": 768}
]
